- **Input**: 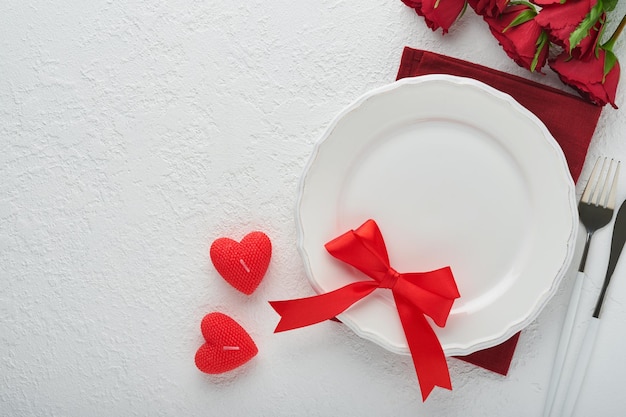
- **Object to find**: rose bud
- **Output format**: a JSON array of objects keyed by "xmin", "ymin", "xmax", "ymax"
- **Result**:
[
  {"xmin": 401, "ymin": 0, "xmax": 467, "ymax": 34},
  {"xmin": 534, "ymin": 0, "xmax": 604, "ymax": 60},
  {"xmin": 483, "ymin": 4, "xmax": 549, "ymax": 72},
  {"xmin": 468, "ymin": 0, "xmax": 508, "ymax": 18},
  {"xmin": 550, "ymin": 47, "xmax": 620, "ymax": 109}
]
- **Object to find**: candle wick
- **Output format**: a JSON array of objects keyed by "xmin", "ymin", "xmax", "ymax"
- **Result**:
[{"xmin": 239, "ymin": 259, "xmax": 251, "ymax": 273}]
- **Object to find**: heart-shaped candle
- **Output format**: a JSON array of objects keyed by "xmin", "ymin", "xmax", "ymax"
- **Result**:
[
  {"xmin": 195, "ymin": 312, "xmax": 258, "ymax": 374},
  {"xmin": 210, "ymin": 231, "xmax": 271, "ymax": 295}
]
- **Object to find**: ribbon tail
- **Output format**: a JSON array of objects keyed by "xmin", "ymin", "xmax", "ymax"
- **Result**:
[
  {"xmin": 269, "ymin": 281, "xmax": 378, "ymax": 332},
  {"xmin": 394, "ymin": 293, "xmax": 452, "ymax": 401}
]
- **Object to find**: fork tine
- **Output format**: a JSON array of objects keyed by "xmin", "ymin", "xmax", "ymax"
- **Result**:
[
  {"xmin": 590, "ymin": 157, "xmax": 609, "ymax": 205},
  {"xmin": 586, "ymin": 157, "xmax": 619, "ymax": 207},
  {"xmin": 605, "ymin": 160, "xmax": 620, "ymax": 209},
  {"xmin": 597, "ymin": 158, "xmax": 613, "ymax": 206},
  {"xmin": 581, "ymin": 157, "xmax": 603, "ymax": 204}
]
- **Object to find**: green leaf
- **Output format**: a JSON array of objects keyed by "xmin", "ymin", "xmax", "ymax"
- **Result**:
[
  {"xmin": 603, "ymin": 48, "xmax": 618, "ymax": 82},
  {"xmin": 531, "ymin": 31, "xmax": 549, "ymax": 72},
  {"xmin": 603, "ymin": 0, "xmax": 618, "ymax": 11},
  {"xmin": 504, "ymin": 9, "xmax": 537, "ymax": 32},
  {"xmin": 569, "ymin": 1, "xmax": 604, "ymax": 51},
  {"xmin": 508, "ymin": 0, "xmax": 536, "ymax": 7}
]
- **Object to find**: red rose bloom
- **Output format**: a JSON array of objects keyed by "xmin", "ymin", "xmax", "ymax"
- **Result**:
[
  {"xmin": 534, "ymin": 0, "xmax": 603, "ymax": 59},
  {"xmin": 550, "ymin": 49, "xmax": 620, "ymax": 108},
  {"xmin": 468, "ymin": 0, "xmax": 508, "ymax": 18},
  {"xmin": 401, "ymin": 0, "xmax": 466, "ymax": 34},
  {"xmin": 483, "ymin": 4, "xmax": 549, "ymax": 72}
]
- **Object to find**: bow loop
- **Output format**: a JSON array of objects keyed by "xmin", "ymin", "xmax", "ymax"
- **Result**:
[{"xmin": 324, "ymin": 219, "xmax": 391, "ymax": 282}]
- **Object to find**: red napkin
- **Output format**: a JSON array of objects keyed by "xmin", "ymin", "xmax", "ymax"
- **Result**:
[{"xmin": 397, "ymin": 47, "xmax": 603, "ymax": 374}]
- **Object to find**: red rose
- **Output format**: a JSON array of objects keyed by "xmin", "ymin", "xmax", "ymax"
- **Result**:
[
  {"xmin": 401, "ymin": 0, "xmax": 466, "ymax": 33},
  {"xmin": 534, "ymin": 0, "xmax": 603, "ymax": 59},
  {"xmin": 468, "ymin": 0, "xmax": 508, "ymax": 18},
  {"xmin": 550, "ymin": 49, "xmax": 620, "ymax": 108},
  {"xmin": 483, "ymin": 4, "xmax": 549, "ymax": 72}
]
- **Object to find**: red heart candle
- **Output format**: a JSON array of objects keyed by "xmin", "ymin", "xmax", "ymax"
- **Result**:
[
  {"xmin": 210, "ymin": 231, "xmax": 271, "ymax": 295},
  {"xmin": 195, "ymin": 312, "xmax": 258, "ymax": 374}
]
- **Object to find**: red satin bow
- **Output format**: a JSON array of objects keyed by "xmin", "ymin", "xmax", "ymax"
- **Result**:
[{"xmin": 269, "ymin": 219, "xmax": 460, "ymax": 400}]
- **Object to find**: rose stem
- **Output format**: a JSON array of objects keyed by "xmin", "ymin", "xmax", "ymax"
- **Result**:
[{"xmin": 604, "ymin": 14, "xmax": 626, "ymax": 50}]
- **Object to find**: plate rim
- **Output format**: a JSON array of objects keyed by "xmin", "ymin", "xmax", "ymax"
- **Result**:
[{"xmin": 295, "ymin": 74, "xmax": 578, "ymax": 356}]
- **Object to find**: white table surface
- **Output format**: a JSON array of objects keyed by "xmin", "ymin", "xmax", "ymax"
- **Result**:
[{"xmin": 2, "ymin": 1, "xmax": 626, "ymax": 416}]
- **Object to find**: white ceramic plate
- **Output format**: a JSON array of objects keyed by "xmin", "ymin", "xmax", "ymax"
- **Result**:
[{"xmin": 296, "ymin": 74, "xmax": 578, "ymax": 356}]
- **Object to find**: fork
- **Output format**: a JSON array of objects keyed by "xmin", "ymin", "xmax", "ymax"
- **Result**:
[
  {"xmin": 542, "ymin": 157, "xmax": 620, "ymax": 417},
  {"xmin": 558, "ymin": 195, "xmax": 626, "ymax": 417}
]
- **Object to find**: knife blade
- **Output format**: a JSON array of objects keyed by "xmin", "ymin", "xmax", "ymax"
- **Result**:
[{"xmin": 593, "ymin": 198, "xmax": 626, "ymax": 318}]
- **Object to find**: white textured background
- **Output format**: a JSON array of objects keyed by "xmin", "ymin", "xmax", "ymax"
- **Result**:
[{"xmin": 2, "ymin": 1, "xmax": 626, "ymax": 416}]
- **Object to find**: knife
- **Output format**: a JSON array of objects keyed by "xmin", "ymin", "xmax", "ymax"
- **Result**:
[
  {"xmin": 555, "ymin": 198, "xmax": 626, "ymax": 417},
  {"xmin": 593, "ymin": 198, "xmax": 626, "ymax": 318}
]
